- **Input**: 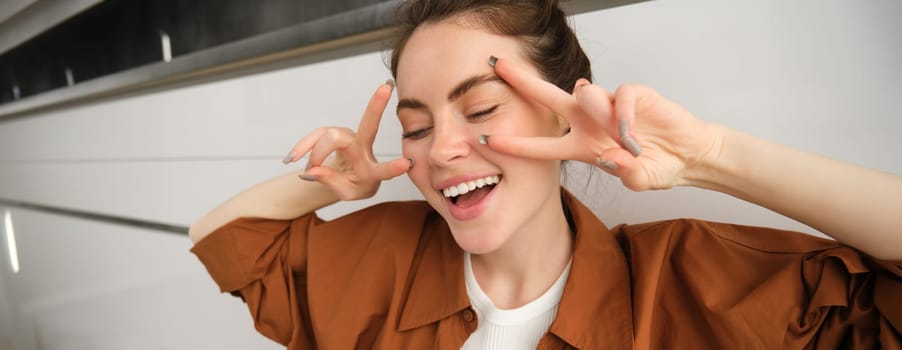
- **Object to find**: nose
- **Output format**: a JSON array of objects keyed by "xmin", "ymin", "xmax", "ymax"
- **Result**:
[{"xmin": 428, "ymin": 117, "xmax": 471, "ymax": 166}]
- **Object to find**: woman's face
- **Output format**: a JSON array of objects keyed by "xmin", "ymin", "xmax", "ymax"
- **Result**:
[{"xmin": 396, "ymin": 18, "xmax": 565, "ymax": 254}]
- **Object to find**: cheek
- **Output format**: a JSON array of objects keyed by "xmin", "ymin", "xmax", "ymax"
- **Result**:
[
  {"xmin": 489, "ymin": 104, "xmax": 558, "ymax": 137},
  {"xmin": 402, "ymin": 142, "xmax": 432, "ymax": 186},
  {"xmin": 404, "ymin": 163, "xmax": 433, "ymax": 200},
  {"xmin": 406, "ymin": 168, "xmax": 430, "ymax": 195},
  {"xmin": 402, "ymin": 141, "xmax": 430, "ymax": 164}
]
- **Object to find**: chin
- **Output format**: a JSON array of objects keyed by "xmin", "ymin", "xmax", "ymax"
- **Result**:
[{"xmin": 448, "ymin": 225, "xmax": 507, "ymax": 255}]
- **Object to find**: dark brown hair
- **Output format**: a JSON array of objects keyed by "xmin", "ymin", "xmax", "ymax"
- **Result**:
[{"xmin": 389, "ymin": 0, "xmax": 592, "ymax": 93}]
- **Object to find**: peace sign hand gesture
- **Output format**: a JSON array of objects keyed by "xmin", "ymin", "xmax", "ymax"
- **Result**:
[
  {"xmin": 484, "ymin": 57, "xmax": 723, "ymax": 191},
  {"xmin": 283, "ymin": 81, "xmax": 412, "ymax": 200}
]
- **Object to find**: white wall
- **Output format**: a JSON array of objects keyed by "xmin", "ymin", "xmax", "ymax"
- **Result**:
[
  {"xmin": 569, "ymin": 0, "xmax": 902, "ymax": 233},
  {"xmin": 0, "ymin": 0, "xmax": 899, "ymax": 348}
]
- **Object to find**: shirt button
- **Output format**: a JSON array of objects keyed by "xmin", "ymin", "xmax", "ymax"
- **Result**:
[{"xmin": 462, "ymin": 308, "xmax": 476, "ymax": 322}]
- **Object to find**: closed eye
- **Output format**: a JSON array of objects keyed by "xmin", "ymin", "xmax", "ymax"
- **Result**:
[
  {"xmin": 402, "ymin": 105, "xmax": 497, "ymax": 139},
  {"xmin": 402, "ymin": 127, "xmax": 432, "ymax": 140},
  {"xmin": 467, "ymin": 105, "xmax": 498, "ymax": 120}
]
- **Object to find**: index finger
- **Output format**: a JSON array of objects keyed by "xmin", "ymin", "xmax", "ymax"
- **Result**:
[
  {"xmin": 356, "ymin": 80, "xmax": 395, "ymax": 147},
  {"xmin": 490, "ymin": 56, "xmax": 582, "ymax": 119}
]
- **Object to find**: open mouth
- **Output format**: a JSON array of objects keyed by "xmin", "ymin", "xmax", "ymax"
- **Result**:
[{"xmin": 442, "ymin": 175, "xmax": 501, "ymax": 208}]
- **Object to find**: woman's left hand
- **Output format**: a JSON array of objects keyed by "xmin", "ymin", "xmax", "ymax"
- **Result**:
[{"xmin": 486, "ymin": 57, "xmax": 723, "ymax": 191}]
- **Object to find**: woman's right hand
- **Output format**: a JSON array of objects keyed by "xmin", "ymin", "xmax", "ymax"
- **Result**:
[{"xmin": 282, "ymin": 81, "xmax": 412, "ymax": 201}]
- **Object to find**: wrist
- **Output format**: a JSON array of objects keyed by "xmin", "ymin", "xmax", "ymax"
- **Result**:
[{"xmin": 679, "ymin": 123, "xmax": 736, "ymax": 192}]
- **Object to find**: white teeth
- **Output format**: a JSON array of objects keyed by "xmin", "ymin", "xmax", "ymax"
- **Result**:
[{"xmin": 442, "ymin": 175, "xmax": 501, "ymax": 198}]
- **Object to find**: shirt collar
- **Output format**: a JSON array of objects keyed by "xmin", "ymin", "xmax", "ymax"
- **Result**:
[
  {"xmin": 549, "ymin": 190, "xmax": 635, "ymax": 349},
  {"xmin": 398, "ymin": 212, "xmax": 470, "ymax": 331},
  {"xmin": 398, "ymin": 190, "xmax": 635, "ymax": 348}
]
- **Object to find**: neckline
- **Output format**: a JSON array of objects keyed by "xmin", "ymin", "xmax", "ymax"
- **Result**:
[{"xmin": 464, "ymin": 252, "xmax": 572, "ymax": 326}]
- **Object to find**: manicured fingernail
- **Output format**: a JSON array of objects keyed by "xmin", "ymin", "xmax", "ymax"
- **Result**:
[
  {"xmin": 478, "ymin": 134, "xmax": 489, "ymax": 145},
  {"xmin": 282, "ymin": 150, "xmax": 297, "ymax": 164},
  {"xmin": 385, "ymin": 79, "xmax": 395, "ymax": 91},
  {"xmin": 407, "ymin": 157, "xmax": 415, "ymax": 168},
  {"xmin": 622, "ymin": 135, "xmax": 642, "ymax": 157},
  {"xmin": 298, "ymin": 173, "xmax": 319, "ymax": 181},
  {"xmin": 618, "ymin": 119, "xmax": 629, "ymax": 138},
  {"xmin": 618, "ymin": 119, "xmax": 642, "ymax": 157},
  {"xmin": 488, "ymin": 56, "xmax": 498, "ymax": 68},
  {"xmin": 597, "ymin": 158, "xmax": 618, "ymax": 170}
]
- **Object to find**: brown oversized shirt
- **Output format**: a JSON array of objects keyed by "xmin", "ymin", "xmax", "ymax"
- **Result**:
[{"xmin": 191, "ymin": 191, "xmax": 902, "ymax": 349}]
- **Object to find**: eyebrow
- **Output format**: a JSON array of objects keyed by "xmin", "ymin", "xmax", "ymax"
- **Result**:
[{"xmin": 396, "ymin": 74, "xmax": 503, "ymax": 114}]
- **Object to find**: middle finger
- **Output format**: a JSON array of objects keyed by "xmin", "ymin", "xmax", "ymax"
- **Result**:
[{"xmin": 490, "ymin": 56, "xmax": 582, "ymax": 119}]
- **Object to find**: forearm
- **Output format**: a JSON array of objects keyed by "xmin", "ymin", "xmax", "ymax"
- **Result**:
[
  {"xmin": 188, "ymin": 171, "xmax": 339, "ymax": 243},
  {"xmin": 685, "ymin": 124, "xmax": 902, "ymax": 260}
]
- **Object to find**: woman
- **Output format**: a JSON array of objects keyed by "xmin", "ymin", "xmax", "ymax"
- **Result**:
[{"xmin": 189, "ymin": 0, "xmax": 902, "ymax": 348}]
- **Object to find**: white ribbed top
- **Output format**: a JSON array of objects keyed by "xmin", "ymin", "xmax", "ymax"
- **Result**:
[{"xmin": 461, "ymin": 253, "xmax": 572, "ymax": 350}]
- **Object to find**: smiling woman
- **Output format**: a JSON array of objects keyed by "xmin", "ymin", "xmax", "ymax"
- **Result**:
[
  {"xmin": 396, "ymin": 20, "xmax": 570, "ymax": 259},
  {"xmin": 188, "ymin": 0, "xmax": 902, "ymax": 349}
]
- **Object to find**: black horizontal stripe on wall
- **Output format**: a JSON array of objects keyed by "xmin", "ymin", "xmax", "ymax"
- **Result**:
[{"xmin": 0, "ymin": 198, "xmax": 189, "ymax": 235}]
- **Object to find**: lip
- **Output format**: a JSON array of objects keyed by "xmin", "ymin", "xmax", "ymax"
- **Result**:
[
  {"xmin": 443, "ymin": 176, "xmax": 500, "ymax": 221},
  {"xmin": 435, "ymin": 173, "xmax": 501, "ymax": 191}
]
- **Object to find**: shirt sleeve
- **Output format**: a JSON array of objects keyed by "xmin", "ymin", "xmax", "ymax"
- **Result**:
[
  {"xmin": 781, "ymin": 241, "xmax": 902, "ymax": 348},
  {"xmin": 190, "ymin": 214, "xmax": 319, "ymax": 347},
  {"xmin": 617, "ymin": 219, "xmax": 902, "ymax": 349}
]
